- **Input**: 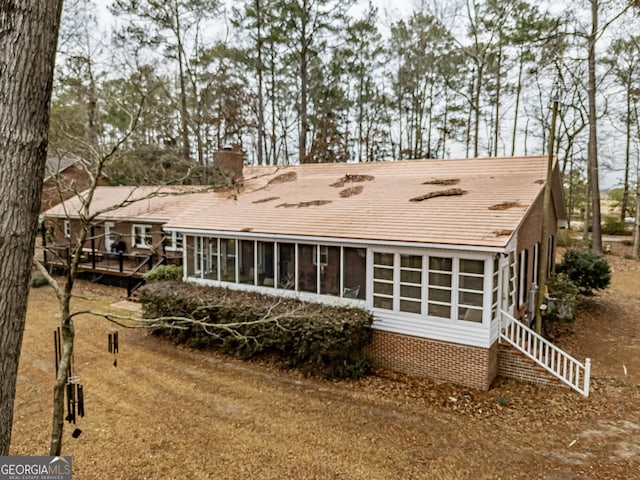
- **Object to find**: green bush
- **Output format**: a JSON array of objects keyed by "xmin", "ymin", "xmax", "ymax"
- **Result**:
[
  {"xmin": 31, "ymin": 274, "xmax": 48, "ymax": 288},
  {"xmin": 546, "ymin": 273, "xmax": 580, "ymax": 322},
  {"xmin": 602, "ymin": 216, "xmax": 631, "ymax": 236},
  {"xmin": 556, "ymin": 229, "xmax": 588, "ymax": 248},
  {"xmin": 139, "ymin": 281, "xmax": 373, "ymax": 379},
  {"xmin": 556, "ymin": 249, "xmax": 611, "ymax": 295},
  {"xmin": 144, "ymin": 264, "xmax": 183, "ymax": 283}
]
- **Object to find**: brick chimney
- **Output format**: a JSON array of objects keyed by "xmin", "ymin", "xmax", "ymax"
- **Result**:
[{"xmin": 212, "ymin": 145, "xmax": 244, "ymax": 185}]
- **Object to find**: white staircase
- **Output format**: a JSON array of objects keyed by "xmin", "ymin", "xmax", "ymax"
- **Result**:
[{"xmin": 500, "ymin": 309, "xmax": 591, "ymax": 397}]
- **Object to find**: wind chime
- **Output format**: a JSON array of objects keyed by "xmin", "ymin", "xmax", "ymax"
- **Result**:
[
  {"xmin": 108, "ymin": 329, "xmax": 119, "ymax": 367},
  {"xmin": 53, "ymin": 327, "xmax": 85, "ymax": 436}
]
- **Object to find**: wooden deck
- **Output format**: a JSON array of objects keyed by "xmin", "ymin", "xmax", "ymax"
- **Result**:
[{"xmin": 42, "ymin": 244, "xmax": 181, "ymax": 295}]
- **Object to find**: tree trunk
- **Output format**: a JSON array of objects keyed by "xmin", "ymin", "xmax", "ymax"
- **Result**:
[
  {"xmin": 0, "ymin": 0, "xmax": 63, "ymax": 455},
  {"xmin": 175, "ymin": 10, "xmax": 191, "ymax": 162},
  {"xmin": 473, "ymin": 63, "xmax": 483, "ymax": 158},
  {"xmin": 587, "ymin": 0, "xmax": 602, "ymax": 254},
  {"xmin": 621, "ymin": 83, "xmax": 631, "ymax": 221},
  {"xmin": 493, "ymin": 44, "xmax": 502, "ymax": 157},
  {"xmin": 511, "ymin": 48, "xmax": 524, "ymax": 157},
  {"xmin": 255, "ymin": 0, "xmax": 265, "ymax": 166},
  {"xmin": 298, "ymin": 14, "xmax": 308, "ymax": 164},
  {"xmin": 634, "ymin": 98, "xmax": 640, "ymax": 258}
]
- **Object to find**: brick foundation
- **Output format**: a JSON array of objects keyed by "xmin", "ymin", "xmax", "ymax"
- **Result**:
[
  {"xmin": 366, "ymin": 331, "xmax": 498, "ymax": 390},
  {"xmin": 497, "ymin": 343, "xmax": 562, "ymax": 387}
]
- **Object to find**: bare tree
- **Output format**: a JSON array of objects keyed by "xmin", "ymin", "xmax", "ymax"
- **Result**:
[{"xmin": 0, "ymin": 0, "xmax": 64, "ymax": 455}]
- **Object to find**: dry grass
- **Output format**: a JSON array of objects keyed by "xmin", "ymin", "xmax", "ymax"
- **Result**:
[{"xmin": 10, "ymin": 244, "xmax": 640, "ymax": 479}]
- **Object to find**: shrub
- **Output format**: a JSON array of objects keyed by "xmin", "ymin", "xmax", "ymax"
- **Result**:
[
  {"xmin": 144, "ymin": 264, "xmax": 183, "ymax": 283},
  {"xmin": 602, "ymin": 216, "xmax": 631, "ymax": 236},
  {"xmin": 556, "ymin": 249, "xmax": 611, "ymax": 295},
  {"xmin": 139, "ymin": 281, "xmax": 373, "ymax": 379},
  {"xmin": 31, "ymin": 274, "xmax": 48, "ymax": 288},
  {"xmin": 546, "ymin": 273, "xmax": 580, "ymax": 322},
  {"xmin": 556, "ymin": 229, "xmax": 588, "ymax": 248}
]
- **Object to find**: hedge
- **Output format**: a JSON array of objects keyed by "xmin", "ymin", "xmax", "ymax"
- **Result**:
[{"xmin": 139, "ymin": 281, "xmax": 373, "ymax": 379}]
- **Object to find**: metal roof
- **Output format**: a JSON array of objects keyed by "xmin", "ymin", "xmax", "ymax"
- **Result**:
[
  {"xmin": 44, "ymin": 156, "xmax": 565, "ymax": 248},
  {"xmin": 167, "ymin": 156, "xmax": 561, "ymax": 248}
]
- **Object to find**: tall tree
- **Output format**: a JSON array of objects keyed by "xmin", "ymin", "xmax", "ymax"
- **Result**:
[
  {"xmin": 603, "ymin": 35, "xmax": 640, "ymax": 221},
  {"xmin": 110, "ymin": 0, "xmax": 220, "ymax": 162},
  {"xmin": 276, "ymin": 0, "xmax": 354, "ymax": 164},
  {"xmin": 581, "ymin": 0, "xmax": 637, "ymax": 254},
  {"xmin": 0, "ymin": 0, "xmax": 64, "ymax": 455}
]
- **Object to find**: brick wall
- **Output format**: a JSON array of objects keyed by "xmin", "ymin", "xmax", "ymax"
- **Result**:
[
  {"xmin": 366, "ymin": 331, "xmax": 498, "ymax": 390},
  {"xmin": 497, "ymin": 343, "xmax": 562, "ymax": 387}
]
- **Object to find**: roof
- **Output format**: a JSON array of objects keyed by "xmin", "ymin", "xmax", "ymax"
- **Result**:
[
  {"xmin": 44, "ymin": 156, "xmax": 81, "ymax": 181},
  {"xmin": 43, "ymin": 186, "xmax": 206, "ymax": 223},
  {"xmin": 168, "ymin": 156, "xmax": 563, "ymax": 248},
  {"xmin": 43, "ymin": 156, "xmax": 565, "ymax": 249},
  {"xmin": 44, "ymin": 155, "xmax": 110, "ymax": 182}
]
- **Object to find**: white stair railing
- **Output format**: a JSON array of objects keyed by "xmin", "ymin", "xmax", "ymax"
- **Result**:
[{"xmin": 500, "ymin": 309, "xmax": 590, "ymax": 397}]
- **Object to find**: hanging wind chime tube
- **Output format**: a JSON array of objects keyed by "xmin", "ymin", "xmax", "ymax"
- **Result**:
[
  {"xmin": 54, "ymin": 328, "xmax": 86, "ymax": 427},
  {"xmin": 53, "ymin": 328, "xmax": 60, "ymax": 375},
  {"xmin": 108, "ymin": 329, "xmax": 119, "ymax": 367}
]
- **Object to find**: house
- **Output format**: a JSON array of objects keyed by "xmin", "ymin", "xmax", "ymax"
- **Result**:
[
  {"xmin": 42, "ymin": 186, "xmax": 202, "ymax": 293},
  {"xmin": 41, "ymin": 155, "xmax": 110, "ymax": 212},
  {"xmin": 42, "ymin": 155, "xmax": 591, "ymax": 394}
]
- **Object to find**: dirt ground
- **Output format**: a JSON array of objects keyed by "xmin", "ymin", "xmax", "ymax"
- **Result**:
[{"xmin": 10, "ymin": 242, "xmax": 640, "ymax": 479}]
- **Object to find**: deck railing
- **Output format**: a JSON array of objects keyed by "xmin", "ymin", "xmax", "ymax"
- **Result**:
[
  {"xmin": 45, "ymin": 245, "xmax": 152, "ymax": 275},
  {"xmin": 500, "ymin": 309, "xmax": 591, "ymax": 397}
]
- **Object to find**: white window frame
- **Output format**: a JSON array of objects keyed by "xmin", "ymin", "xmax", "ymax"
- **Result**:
[
  {"xmin": 532, "ymin": 242, "xmax": 540, "ymax": 285},
  {"xmin": 518, "ymin": 249, "xmax": 528, "ymax": 308},
  {"xmin": 132, "ymin": 224, "xmax": 153, "ymax": 249},
  {"xmin": 104, "ymin": 222, "xmax": 115, "ymax": 249},
  {"xmin": 63, "ymin": 220, "xmax": 71, "ymax": 239},
  {"xmin": 165, "ymin": 231, "xmax": 183, "ymax": 252}
]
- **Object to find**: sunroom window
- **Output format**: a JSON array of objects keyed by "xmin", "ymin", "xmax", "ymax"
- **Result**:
[
  {"xmin": 373, "ymin": 252, "xmax": 394, "ymax": 310},
  {"xmin": 399, "ymin": 254, "xmax": 422, "ymax": 314},
  {"xmin": 220, "ymin": 238, "xmax": 236, "ymax": 282},
  {"xmin": 458, "ymin": 259, "xmax": 484, "ymax": 323},
  {"xmin": 428, "ymin": 257, "xmax": 452, "ymax": 319}
]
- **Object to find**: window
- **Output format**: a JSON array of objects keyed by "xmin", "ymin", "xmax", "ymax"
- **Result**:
[
  {"xmin": 63, "ymin": 220, "xmax": 71, "ymax": 239},
  {"xmin": 373, "ymin": 252, "xmax": 394, "ymax": 310},
  {"xmin": 428, "ymin": 257, "xmax": 452, "ymax": 319},
  {"xmin": 165, "ymin": 231, "xmax": 183, "ymax": 252},
  {"xmin": 319, "ymin": 246, "xmax": 340, "ymax": 296},
  {"xmin": 297, "ymin": 244, "xmax": 317, "ymax": 293},
  {"xmin": 518, "ymin": 249, "xmax": 529, "ymax": 308},
  {"xmin": 104, "ymin": 222, "xmax": 115, "ymax": 249},
  {"xmin": 278, "ymin": 243, "xmax": 295, "ymax": 290},
  {"xmin": 399, "ymin": 254, "xmax": 422, "ymax": 314},
  {"xmin": 547, "ymin": 235, "xmax": 555, "ymax": 275},
  {"xmin": 533, "ymin": 242, "xmax": 540, "ymax": 285},
  {"xmin": 239, "ymin": 240, "xmax": 255, "ymax": 285},
  {"xmin": 220, "ymin": 238, "xmax": 236, "ymax": 282},
  {"xmin": 343, "ymin": 247, "xmax": 366, "ymax": 300},
  {"xmin": 458, "ymin": 259, "xmax": 484, "ymax": 323},
  {"xmin": 508, "ymin": 252, "xmax": 516, "ymax": 310},
  {"xmin": 132, "ymin": 224, "xmax": 152, "ymax": 248},
  {"xmin": 205, "ymin": 237, "xmax": 218, "ymax": 280},
  {"xmin": 257, "ymin": 241, "xmax": 275, "ymax": 287},
  {"xmin": 491, "ymin": 257, "xmax": 499, "ymax": 321}
]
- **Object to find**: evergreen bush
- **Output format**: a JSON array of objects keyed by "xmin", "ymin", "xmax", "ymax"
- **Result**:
[
  {"xmin": 144, "ymin": 264, "xmax": 183, "ymax": 283},
  {"xmin": 546, "ymin": 273, "xmax": 580, "ymax": 322},
  {"xmin": 139, "ymin": 282, "xmax": 373, "ymax": 379},
  {"xmin": 556, "ymin": 249, "xmax": 611, "ymax": 295},
  {"xmin": 602, "ymin": 216, "xmax": 630, "ymax": 236}
]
